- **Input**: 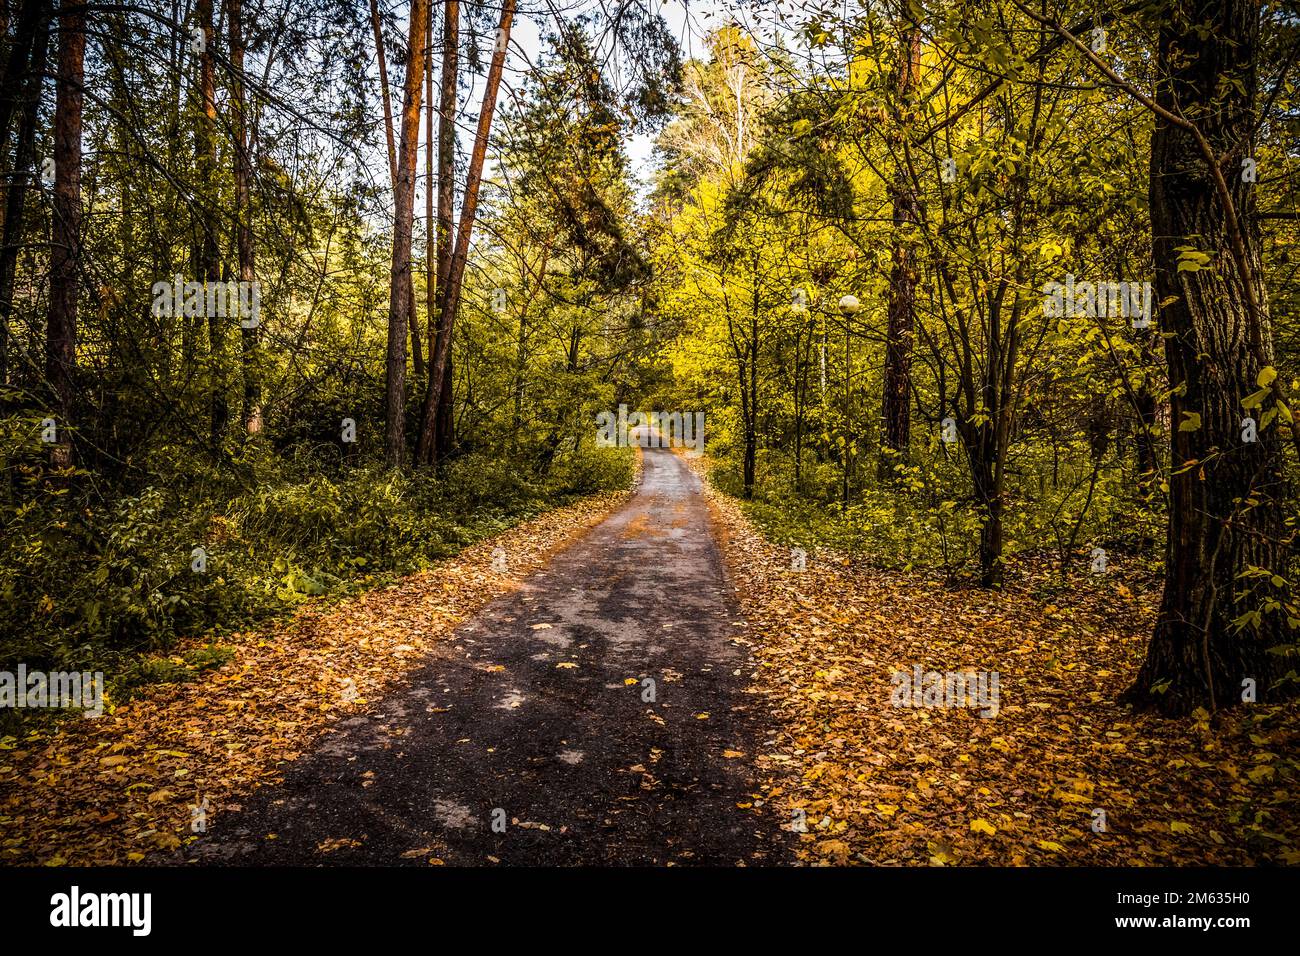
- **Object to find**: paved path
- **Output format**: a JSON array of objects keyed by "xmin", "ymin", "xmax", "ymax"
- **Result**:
[{"xmin": 186, "ymin": 448, "xmax": 789, "ymax": 865}]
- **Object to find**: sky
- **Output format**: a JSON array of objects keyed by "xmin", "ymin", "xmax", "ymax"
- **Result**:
[
  {"xmin": 382, "ymin": 0, "xmax": 810, "ymax": 210},
  {"xmin": 498, "ymin": 0, "xmax": 821, "ymax": 185},
  {"xmin": 496, "ymin": 0, "xmax": 724, "ymax": 184}
]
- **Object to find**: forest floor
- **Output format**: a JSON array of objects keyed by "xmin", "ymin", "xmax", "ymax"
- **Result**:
[
  {"xmin": 2, "ymin": 446, "xmax": 1298, "ymax": 866},
  {"xmin": 697, "ymin": 461, "xmax": 1300, "ymax": 865}
]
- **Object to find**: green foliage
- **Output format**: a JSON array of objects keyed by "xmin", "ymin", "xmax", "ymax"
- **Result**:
[{"xmin": 0, "ymin": 440, "xmax": 633, "ymax": 684}]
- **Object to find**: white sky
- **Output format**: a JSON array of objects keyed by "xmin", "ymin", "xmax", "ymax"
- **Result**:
[
  {"xmin": 394, "ymin": 1, "xmax": 816, "ymax": 209},
  {"xmin": 497, "ymin": 0, "xmax": 822, "ymax": 184},
  {"xmin": 493, "ymin": 0, "xmax": 721, "ymax": 184}
]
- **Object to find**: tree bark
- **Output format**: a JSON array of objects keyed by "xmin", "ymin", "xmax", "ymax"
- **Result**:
[
  {"xmin": 195, "ymin": 0, "xmax": 226, "ymax": 453},
  {"xmin": 384, "ymin": 0, "xmax": 430, "ymax": 468},
  {"xmin": 1124, "ymin": 0, "xmax": 1290, "ymax": 715},
  {"xmin": 0, "ymin": 0, "xmax": 44, "ymax": 189},
  {"xmin": 429, "ymin": 0, "xmax": 458, "ymax": 460},
  {"xmin": 0, "ymin": 0, "xmax": 48, "ymax": 386},
  {"xmin": 418, "ymin": 0, "xmax": 436, "ymax": 378},
  {"xmin": 416, "ymin": 0, "xmax": 458, "ymax": 466},
  {"xmin": 879, "ymin": 14, "xmax": 921, "ymax": 481},
  {"xmin": 227, "ymin": 0, "xmax": 261, "ymax": 435},
  {"xmin": 368, "ymin": 0, "xmax": 422, "ymax": 376},
  {"xmin": 46, "ymin": 0, "xmax": 83, "ymax": 469}
]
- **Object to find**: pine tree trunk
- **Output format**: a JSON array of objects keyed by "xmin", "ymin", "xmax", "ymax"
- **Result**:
[
  {"xmin": 415, "ymin": 0, "xmax": 457, "ymax": 466},
  {"xmin": 46, "ymin": 0, "xmax": 83, "ymax": 469},
  {"xmin": 384, "ymin": 0, "xmax": 430, "ymax": 468},
  {"xmin": 418, "ymin": 0, "xmax": 514, "ymax": 465},
  {"xmin": 368, "ymin": 0, "xmax": 421, "ymax": 376}
]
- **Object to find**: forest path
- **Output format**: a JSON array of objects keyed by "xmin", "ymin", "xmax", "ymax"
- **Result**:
[{"xmin": 185, "ymin": 446, "xmax": 789, "ymax": 865}]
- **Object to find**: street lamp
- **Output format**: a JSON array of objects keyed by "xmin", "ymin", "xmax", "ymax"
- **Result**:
[{"xmin": 839, "ymin": 294, "xmax": 861, "ymax": 316}]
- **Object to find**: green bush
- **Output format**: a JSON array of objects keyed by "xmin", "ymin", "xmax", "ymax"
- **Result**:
[
  {"xmin": 0, "ymin": 438, "xmax": 633, "ymax": 695},
  {"xmin": 708, "ymin": 437, "xmax": 1164, "ymax": 580}
]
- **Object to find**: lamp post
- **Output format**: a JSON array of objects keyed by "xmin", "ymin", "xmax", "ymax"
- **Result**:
[{"xmin": 839, "ymin": 295, "xmax": 861, "ymax": 507}]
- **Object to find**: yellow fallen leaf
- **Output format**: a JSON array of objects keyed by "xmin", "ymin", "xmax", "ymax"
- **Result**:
[
  {"xmin": 927, "ymin": 840, "xmax": 956, "ymax": 865},
  {"xmin": 1053, "ymin": 790, "xmax": 1091, "ymax": 804},
  {"xmin": 818, "ymin": 839, "xmax": 851, "ymax": 864},
  {"xmin": 969, "ymin": 818, "xmax": 997, "ymax": 835},
  {"xmin": 316, "ymin": 837, "xmax": 363, "ymax": 853},
  {"xmin": 1247, "ymin": 766, "xmax": 1275, "ymax": 784}
]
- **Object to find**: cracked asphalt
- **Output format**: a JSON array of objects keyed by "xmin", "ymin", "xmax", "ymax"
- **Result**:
[{"xmin": 183, "ymin": 447, "xmax": 791, "ymax": 866}]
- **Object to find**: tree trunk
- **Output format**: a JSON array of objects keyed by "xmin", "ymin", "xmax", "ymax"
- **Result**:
[
  {"xmin": 744, "ymin": 326, "xmax": 757, "ymax": 499},
  {"xmin": 428, "ymin": 0, "xmax": 458, "ymax": 462},
  {"xmin": 46, "ymin": 0, "xmax": 83, "ymax": 469},
  {"xmin": 975, "ymin": 452, "xmax": 1003, "ymax": 587},
  {"xmin": 228, "ymin": 0, "xmax": 261, "ymax": 435},
  {"xmin": 879, "ymin": 15, "xmax": 921, "ymax": 481},
  {"xmin": 0, "ymin": 0, "xmax": 44, "ymax": 191},
  {"xmin": 195, "ymin": 0, "xmax": 225, "ymax": 454},
  {"xmin": 415, "ymin": 0, "xmax": 457, "ymax": 467},
  {"xmin": 417, "ymin": 0, "xmax": 514, "ymax": 465},
  {"xmin": 435, "ymin": 351, "xmax": 453, "ymax": 453},
  {"xmin": 1124, "ymin": 0, "xmax": 1290, "ymax": 715},
  {"xmin": 417, "ymin": 0, "xmax": 437, "ymax": 379},
  {"xmin": 0, "ymin": 0, "xmax": 48, "ymax": 386},
  {"xmin": 384, "ymin": 0, "xmax": 430, "ymax": 468},
  {"xmin": 368, "ymin": 0, "xmax": 422, "ymax": 376}
]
